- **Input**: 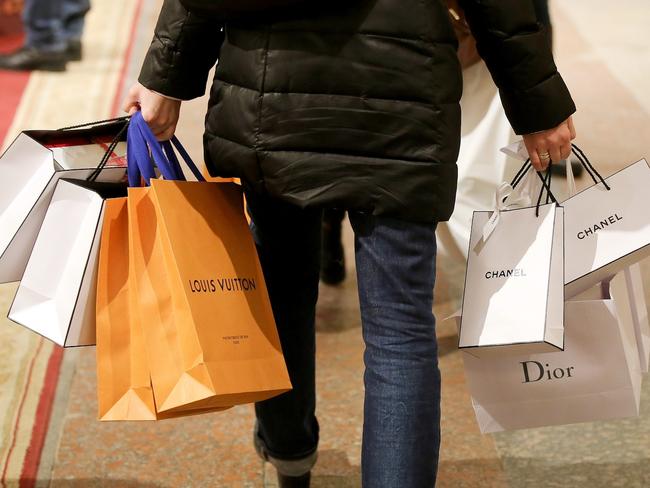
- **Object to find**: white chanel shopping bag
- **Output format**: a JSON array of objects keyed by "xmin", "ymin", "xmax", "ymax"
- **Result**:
[
  {"xmin": 563, "ymin": 156, "xmax": 650, "ymax": 297},
  {"xmin": 8, "ymin": 178, "xmax": 126, "ymax": 347},
  {"xmin": 463, "ymin": 276, "xmax": 642, "ymax": 433},
  {"xmin": 500, "ymin": 143, "xmax": 650, "ymax": 298},
  {"xmin": 0, "ymin": 119, "xmax": 127, "ymax": 283},
  {"xmin": 459, "ymin": 169, "xmax": 564, "ymax": 357}
]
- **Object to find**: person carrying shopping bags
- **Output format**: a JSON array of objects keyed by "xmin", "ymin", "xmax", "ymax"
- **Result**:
[{"xmin": 123, "ymin": 1, "xmax": 576, "ymax": 486}]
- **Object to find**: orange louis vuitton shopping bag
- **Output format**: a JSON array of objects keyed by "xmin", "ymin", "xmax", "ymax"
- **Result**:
[
  {"xmin": 96, "ymin": 197, "xmax": 232, "ymax": 420},
  {"xmin": 96, "ymin": 197, "xmax": 157, "ymax": 420},
  {"xmin": 126, "ymin": 113, "xmax": 291, "ymax": 414}
]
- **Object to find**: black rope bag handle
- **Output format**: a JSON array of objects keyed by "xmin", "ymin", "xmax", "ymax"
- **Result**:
[
  {"xmin": 57, "ymin": 116, "xmax": 130, "ymax": 131},
  {"xmin": 570, "ymin": 144, "xmax": 611, "ymax": 191},
  {"xmin": 508, "ymin": 159, "xmax": 558, "ymax": 217},
  {"xmin": 537, "ymin": 162, "xmax": 557, "ymax": 216},
  {"xmin": 86, "ymin": 119, "xmax": 130, "ymax": 182}
]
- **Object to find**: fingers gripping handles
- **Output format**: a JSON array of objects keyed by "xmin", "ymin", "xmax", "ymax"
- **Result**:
[
  {"xmin": 508, "ymin": 144, "xmax": 611, "ymax": 218},
  {"xmin": 126, "ymin": 111, "xmax": 206, "ymax": 187}
]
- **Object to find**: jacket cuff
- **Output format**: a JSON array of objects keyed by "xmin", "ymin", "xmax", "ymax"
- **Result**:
[{"xmin": 499, "ymin": 73, "xmax": 576, "ymax": 135}]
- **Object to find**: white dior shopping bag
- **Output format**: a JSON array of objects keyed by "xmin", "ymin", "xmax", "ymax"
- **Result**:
[
  {"xmin": 8, "ymin": 178, "xmax": 126, "ymax": 347},
  {"xmin": 459, "ymin": 167, "xmax": 564, "ymax": 357},
  {"xmin": 0, "ymin": 119, "xmax": 127, "ymax": 283},
  {"xmin": 462, "ymin": 276, "xmax": 642, "ymax": 433}
]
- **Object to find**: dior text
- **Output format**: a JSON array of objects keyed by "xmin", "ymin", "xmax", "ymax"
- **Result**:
[{"xmin": 521, "ymin": 361, "xmax": 575, "ymax": 383}]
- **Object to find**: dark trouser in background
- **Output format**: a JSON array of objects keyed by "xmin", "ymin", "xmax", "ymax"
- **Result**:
[
  {"xmin": 321, "ymin": 207, "xmax": 347, "ymax": 285},
  {"xmin": 532, "ymin": 0, "xmax": 550, "ymax": 27},
  {"xmin": 246, "ymin": 187, "xmax": 441, "ymax": 487},
  {"xmin": 23, "ymin": 0, "xmax": 90, "ymax": 52}
]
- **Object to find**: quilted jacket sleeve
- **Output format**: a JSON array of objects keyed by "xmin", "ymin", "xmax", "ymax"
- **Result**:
[
  {"xmin": 459, "ymin": 0, "xmax": 576, "ymax": 134},
  {"xmin": 138, "ymin": 0, "xmax": 224, "ymax": 100}
]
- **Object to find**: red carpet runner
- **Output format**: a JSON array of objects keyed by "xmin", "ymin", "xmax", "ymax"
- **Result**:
[
  {"xmin": 0, "ymin": 14, "xmax": 29, "ymax": 143},
  {"xmin": 0, "ymin": 1, "xmax": 143, "ymax": 485}
]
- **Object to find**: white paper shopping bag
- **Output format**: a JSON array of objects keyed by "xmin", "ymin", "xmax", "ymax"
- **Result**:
[
  {"xmin": 0, "ymin": 120, "xmax": 127, "ymax": 283},
  {"xmin": 611, "ymin": 265, "xmax": 650, "ymax": 373},
  {"xmin": 563, "ymin": 158, "xmax": 650, "ymax": 297},
  {"xmin": 459, "ymin": 200, "xmax": 564, "ymax": 357},
  {"xmin": 8, "ymin": 179, "xmax": 126, "ymax": 347},
  {"xmin": 463, "ymin": 278, "xmax": 642, "ymax": 433},
  {"xmin": 437, "ymin": 62, "xmax": 519, "ymax": 259}
]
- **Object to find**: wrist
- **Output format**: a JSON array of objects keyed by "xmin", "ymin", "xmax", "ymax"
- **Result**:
[{"xmin": 151, "ymin": 90, "xmax": 183, "ymax": 102}]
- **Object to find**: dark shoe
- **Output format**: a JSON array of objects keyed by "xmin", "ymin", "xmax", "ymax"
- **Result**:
[
  {"xmin": 66, "ymin": 39, "xmax": 83, "ymax": 61},
  {"xmin": 254, "ymin": 427, "xmax": 317, "ymax": 486},
  {"xmin": 320, "ymin": 210, "xmax": 346, "ymax": 285},
  {"xmin": 278, "ymin": 471, "xmax": 311, "ymax": 488},
  {"xmin": 0, "ymin": 46, "xmax": 67, "ymax": 71}
]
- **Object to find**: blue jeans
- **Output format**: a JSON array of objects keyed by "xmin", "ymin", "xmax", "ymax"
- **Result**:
[
  {"xmin": 23, "ymin": 0, "xmax": 90, "ymax": 51},
  {"xmin": 246, "ymin": 189, "xmax": 441, "ymax": 487}
]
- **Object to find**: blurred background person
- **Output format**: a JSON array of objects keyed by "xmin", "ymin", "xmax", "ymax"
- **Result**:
[
  {"xmin": 0, "ymin": 0, "xmax": 23, "ymax": 44},
  {"xmin": 533, "ymin": 0, "xmax": 551, "ymax": 31},
  {"xmin": 321, "ymin": 207, "xmax": 347, "ymax": 285},
  {"xmin": 0, "ymin": 0, "xmax": 89, "ymax": 71}
]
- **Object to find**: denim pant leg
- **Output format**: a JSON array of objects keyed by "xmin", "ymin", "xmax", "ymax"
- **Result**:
[
  {"xmin": 349, "ymin": 213, "xmax": 441, "ymax": 488},
  {"xmin": 23, "ymin": 0, "xmax": 66, "ymax": 51},
  {"xmin": 61, "ymin": 0, "xmax": 90, "ymax": 42},
  {"xmin": 245, "ymin": 188, "xmax": 321, "ymax": 474}
]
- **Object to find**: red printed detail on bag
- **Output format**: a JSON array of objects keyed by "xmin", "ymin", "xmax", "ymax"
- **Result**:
[
  {"xmin": 44, "ymin": 135, "xmax": 117, "ymax": 148},
  {"xmin": 96, "ymin": 140, "xmax": 127, "ymax": 168}
]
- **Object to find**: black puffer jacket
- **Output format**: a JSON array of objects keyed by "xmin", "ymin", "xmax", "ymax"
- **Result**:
[{"xmin": 140, "ymin": 0, "xmax": 575, "ymax": 222}]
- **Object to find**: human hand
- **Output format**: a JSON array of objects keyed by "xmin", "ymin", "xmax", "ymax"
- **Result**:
[
  {"xmin": 122, "ymin": 82, "xmax": 181, "ymax": 140},
  {"xmin": 522, "ymin": 116, "xmax": 576, "ymax": 172}
]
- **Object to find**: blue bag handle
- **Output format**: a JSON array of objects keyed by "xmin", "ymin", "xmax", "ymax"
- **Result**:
[
  {"xmin": 126, "ymin": 124, "xmax": 146, "ymax": 187},
  {"xmin": 161, "ymin": 141, "xmax": 186, "ymax": 181},
  {"xmin": 128, "ymin": 113, "xmax": 179, "ymax": 183},
  {"xmin": 168, "ymin": 137, "xmax": 205, "ymax": 182},
  {"xmin": 127, "ymin": 112, "xmax": 206, "ymax": 185},
  {"xmin": 127, "ymin": 118, "xmax": 159, "ymax": 186}
]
